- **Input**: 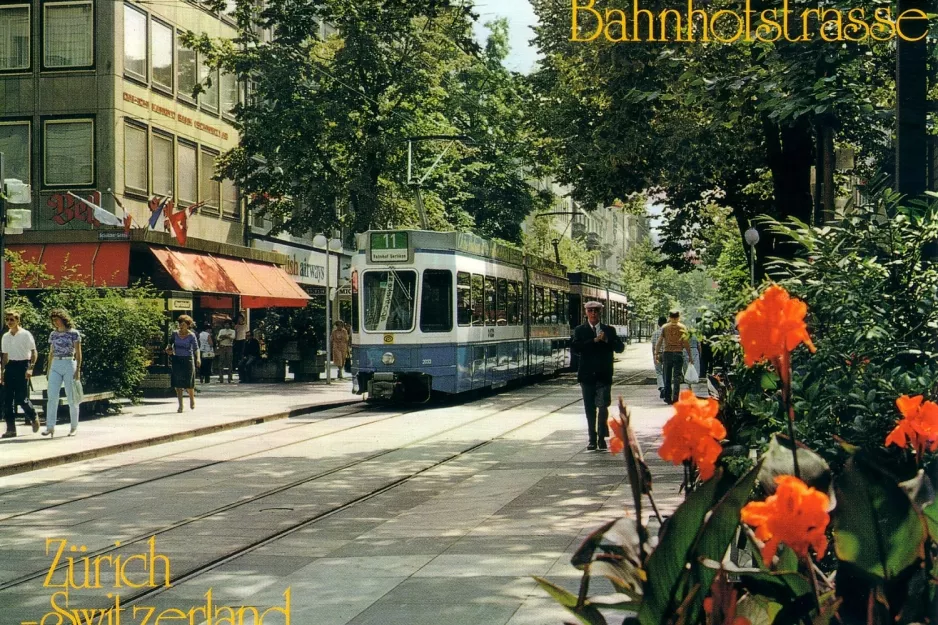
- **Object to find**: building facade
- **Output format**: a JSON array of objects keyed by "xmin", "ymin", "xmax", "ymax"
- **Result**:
[{"xmin": 0, "ymin": 1, "xmax": 320, "ymax": 321}]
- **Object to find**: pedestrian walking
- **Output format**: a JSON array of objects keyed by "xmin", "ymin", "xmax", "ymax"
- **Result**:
[
  {"xmin": 41, "ymin": 309, "xmax": 82, "ymax": 438},
  {"xmin": 166, "ymin": 315, "xmax": 200, "ymax": 413},
  {"xmin": 1, "ymin": 310, "xmax": 39, "ymax": 438},
  {"xmin": 233, "ymin": 313, "xmax": 248, "ymax": 365},
  {"xmin": 216, "ymin": 320, "xmax": 236, "ymax": 383},
  {"xmin": 238, "ymin": 331, "xmax": 261, "ymax": 383},
  {"xmin": 571, "ymin": 301, "xmax": 625, "ymax": 451},
  {"xmin": 330, "ymin": 321, "xmax": 350, "ymax": 379},
  {"xmin": 650, "ymin": 316, "xmax": 667, "ymax": 399},
  {"xmin": 198, "ymin": 322, "xmax": 215, "ymax": 384},
  {"xmin": 655, "ymin": 310, "xmax": 693, "ymax": 405}
]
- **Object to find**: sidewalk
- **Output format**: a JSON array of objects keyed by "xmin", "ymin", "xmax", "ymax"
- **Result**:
[{"xmin": 0, "ymin": 373, "xmax": 359, "ymax": 478}]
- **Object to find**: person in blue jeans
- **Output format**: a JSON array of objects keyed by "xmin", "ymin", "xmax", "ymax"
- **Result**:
[{"xmin": 41, "ymin": 308, "xmax": 82, "ymax": 438}]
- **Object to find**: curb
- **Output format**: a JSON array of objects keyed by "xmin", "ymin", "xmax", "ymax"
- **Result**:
[{"xmin": 0, "ymin": 398, "xmax": 363, "ymax": 479}]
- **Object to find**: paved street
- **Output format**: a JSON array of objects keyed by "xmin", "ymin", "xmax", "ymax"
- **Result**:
[{"xmin": 0, "ymin": 343, "xmax": 688, "ymax": 625}]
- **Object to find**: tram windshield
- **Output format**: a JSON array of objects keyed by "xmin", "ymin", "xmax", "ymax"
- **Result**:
[{"xmin": 363, "ymin": 270, "xmax": 417, "ymax": 331}]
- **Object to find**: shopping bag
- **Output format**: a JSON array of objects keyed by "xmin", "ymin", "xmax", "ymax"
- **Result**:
[
  {"xmin": 684, "ymin": 363, "xmax": 700, "ymax": 385},
  {"xmin": 72, "ymin": 379, "xmax": 84, "ymax": 404}
]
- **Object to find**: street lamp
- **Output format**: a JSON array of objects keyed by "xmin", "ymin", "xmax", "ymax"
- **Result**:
[
  {"xmin": 313, "ymin": 234, "xmax": 342, "ymax": 384},
  {"xmin": 744, "ymin": 227, "xmax": 760, "ymax": 288}
]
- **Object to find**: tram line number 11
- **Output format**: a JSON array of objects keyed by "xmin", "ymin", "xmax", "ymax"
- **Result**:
[{"xmin": 370, "ymin": 232, "xmax": 409, "ymax": 262}]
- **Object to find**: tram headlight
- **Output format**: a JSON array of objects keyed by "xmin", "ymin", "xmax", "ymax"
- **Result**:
[{"xmin": 382, "ymin": 352, "xmax": 396, "ymax": 365}]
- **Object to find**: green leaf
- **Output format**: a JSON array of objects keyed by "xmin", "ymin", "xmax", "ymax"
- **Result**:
[
  {"xmin": 760, "ymin": 371, "xmax": 779, "ymax": 391},
  {"xmin": 533, "ymin": 577, "xmax": 608, "ymax": 625},
  {"xmin": 832, "ymin": 457, "xmax": 927, "ymax": 579},
  {"xmin": 638, "ymin": 470, "xmax": 730, "ymax": 625},
  {"xmin": 922, "ymin": 499, "xmax": 938, "ymax": 542},
  {"xmin": 758, "ymin": 434, "xmax": 834, "ymax": 503},
  {"xmin": 685, "ymin": 460, "xmax": 764, "ymax": 624}
]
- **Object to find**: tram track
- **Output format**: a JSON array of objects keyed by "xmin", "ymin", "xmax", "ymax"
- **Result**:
[
  {"xmin": 0, "ymin": 369, "xmax": 643, "ymax": 595},
  {"xmin": 109, "ymin": 369, "xmax": 648, "ymax": 608}
]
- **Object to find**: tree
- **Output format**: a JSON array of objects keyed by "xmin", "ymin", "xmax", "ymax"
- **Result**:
[
  {"xmin": 529, "ymin": 0, "xmax": 908, "ymax": 274},
  {"xmin": 194, "ymin": 1, "xmax": 547, "ymax": 241},
  {"xmin": 522, "ymin": 216, "xmax": 594, "ymax": 271}
]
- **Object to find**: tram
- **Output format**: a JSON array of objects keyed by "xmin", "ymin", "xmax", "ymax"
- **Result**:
[
  {"xmin": 567, "ymin": 272, "xmax": 630, "ymax": 370},
  {"xmin": 350, "ymin": 230, "xmax": 571, "ymax": 401}
]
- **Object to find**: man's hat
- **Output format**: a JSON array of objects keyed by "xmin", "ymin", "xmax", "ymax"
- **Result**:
[{"xmin": 584, "ymin": 301, "xmax": 604, "ymax": 310}]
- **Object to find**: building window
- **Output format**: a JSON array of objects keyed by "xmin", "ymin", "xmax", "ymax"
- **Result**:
[
  {"xmin": 123, "ymin": 122, "xmax": 147, "ymax": 195},
  {"xmin": 177, "ymin": 140, "xmax": 197, "ymax": 205},
  {"xmin": 44, "ymin": 119, "xmax": 94, "ymax": 186},
  {"xmin": 123, "ymin": 3, "xmax": 147, "ymax": 82},
  {"xmin": 198, "ymin": 57, "xmax": 218, "ymax": 113},
  {"xmin": 0, "ymin": 121, "xmax": 30, "ymax": 182},
  {"xmin": 151, "ymin": 131, "xmax": 173, "ymax": 198},
  {"xmin": 176, "ymin": 32, "xmax": 196, "ymax": 102},
  {"xmin": 43, "ymin": 1, "xmax": 94, "ymax": 69},
  {"xmin": 151, "ymin": 19, "xmax": 173, "ymax": 92},
  {"xmin": 0, "ymin": 5, "xmax": 30, "ymax": 71},
  {"xmin": 222, "ymin": 178, "xmax": 239, "ymax": 219},
  {"xmin": 220, "ymin": 72, "xmax": 237, "ymax": 117},
  {"xmin": 199, "ymin": 149, "xmax": 219, "ymax": 212}
]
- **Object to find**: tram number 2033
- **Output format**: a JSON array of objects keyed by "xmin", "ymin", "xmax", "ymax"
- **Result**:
[{"xmin": 422, "ymin": 359, "xmax": 432, "ymax": 365}]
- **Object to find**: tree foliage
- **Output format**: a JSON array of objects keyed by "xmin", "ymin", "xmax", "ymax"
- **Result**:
[
  {"xmin": 194, "ymin": 0, "xmax": 548, "ymax": 241},
  {"xmin": 529, "ymin": 0, "xmax": 911, "ymax": 272}
]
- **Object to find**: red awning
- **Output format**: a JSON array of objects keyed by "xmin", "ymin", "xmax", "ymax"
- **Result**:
[
  {"xmin": 6, "ymin": 243, "xmax": 130, "ymax": 288},
  {"xmin": 149, "ymin": 247, "xmax": 309, "ymax": 308}
]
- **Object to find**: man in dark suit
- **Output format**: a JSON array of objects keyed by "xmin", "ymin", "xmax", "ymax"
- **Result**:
[{"xmin": 571, "ymin": 301, "xmax": 625, "ymax": 451}]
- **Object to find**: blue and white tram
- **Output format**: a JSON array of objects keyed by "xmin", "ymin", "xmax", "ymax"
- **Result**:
[
  {"xmin": 567, "ymin": 272, "xmax": 630, "ymax": 370},
  {"xmin": 350, "ymin": 230, "xmax": 570, "ymax": 401}
]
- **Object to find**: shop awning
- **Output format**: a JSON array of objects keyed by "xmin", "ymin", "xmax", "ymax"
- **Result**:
[
  {"xmin": 149, "ymin": 247, "xmax": 309, "ymax": 308},
  {"xmin": 6, "ymin": 243, "xmax": 130, "ymax": 288}
]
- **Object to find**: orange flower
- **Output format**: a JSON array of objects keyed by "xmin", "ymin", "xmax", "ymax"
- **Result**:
[
  {"xmin": 735, "ymin": 285, "xmax": 816, "ymax": 385},
  {"xmin": 740, "ymin": 475, "xmax": 830, "ymax": 563},
  {"xmin": 607, "ymin": 414, "xmax": 625, "ymax": 454},
  {"xmin": 885, "ymin": 395, "xmax": 938, "ymax": 458},
  {"xmin": 658, "ymin": 390, "xmax": 726, "ymax": 480}
]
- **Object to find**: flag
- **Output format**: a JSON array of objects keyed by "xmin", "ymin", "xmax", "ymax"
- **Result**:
[
  {"xmin": 167, "ymin": 205, "xmax": 188, "ymax": 246},
  {"xmin": 66, "ymin": 192, "xmax": 123, "ymax": 227},
  {"xmin": 123, "ymin": 214, "xmax": 133, "ymax": 235},
  {"xmin": 162, "ymin": 199, "xmax": 175, "ymax": 232},
  {"xmin": 188, "ymin": 201, "xmax": 207, "ymax": 216},
  {"xmin": 148, "ymin": 196, "xmax": 168, "ymax": 229}
]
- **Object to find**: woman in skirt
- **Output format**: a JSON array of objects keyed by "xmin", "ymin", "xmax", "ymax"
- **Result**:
[{"xmin": 165, "ymin": 315, "xmax": 201, "ymax": 412}]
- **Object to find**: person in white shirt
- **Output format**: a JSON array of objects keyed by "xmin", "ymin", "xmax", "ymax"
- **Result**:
[
  {"xmin": 1, "ymin": 310, "xmax": 39, "ymax": 438},
  {"xmin": 216, "ymin": 320, "xmax": 236, "ymax": 383},
  {"xmin": 198, "ymin": 323, "xmax": 215, "ymax": 384},
  {"xmin": 233, "ymin": 312, "xmax": 248, "ymax": 367}
]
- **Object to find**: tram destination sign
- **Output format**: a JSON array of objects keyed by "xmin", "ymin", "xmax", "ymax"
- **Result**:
[{"xmin": 370, "ymin": 232, "xmax": 410, "ymax": 262}]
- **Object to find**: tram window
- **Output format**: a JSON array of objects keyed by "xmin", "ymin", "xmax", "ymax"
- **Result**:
[
  {"xmin": 560, "ymin": 292, "xmax": 568, "ymax": 325},
  {"xmin": 362, "ymin": 270, "xmax": 417, "ymax": 331},
  {"xmin": 471, "ymin": 274, "xmax": 484, "ymax": 326},
  {"xmin": 507, "ymin": 281, "xmax": 519, "ymax": 325},
  {"xmin": 549, "ymin": 290, "xmax": 558, "ymax": 324},
  {"xmin": 496, "ymin": 278, "xmax": 508, "ymax": 326},
  {"xmin": 484, "ymin": 276, "xmax": 496, "ymax": 325},
  {"xmin": 457, "ymin": 272, "xmax": 471, "ymax": 326},
  {"xmin": 420, "ymin": 269, "xmax": 453, "ymax": 332}
]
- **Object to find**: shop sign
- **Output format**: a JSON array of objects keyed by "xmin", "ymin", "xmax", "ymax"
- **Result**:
[
  {"xmin": 47, "ymin": 192, "xmax": 101, "ymax": 226},
  {"xmin": 98, "ymin": 231, "xmax": 130, "ymax": 241},
  {"xmin": 168, "ymin": 298, "xmax": 192, "ymax": 311},
  {"xmin": 252, "ymin": 240, "xmax": 340, "ymax": 287},
  {"xmin": 122, "ymin": 91, "xmax": 230, "ymax": 140}
]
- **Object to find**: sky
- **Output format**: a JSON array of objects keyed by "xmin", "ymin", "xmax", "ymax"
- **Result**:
[{"xmin": 472, "ymin": 0, "xmax": 541, "ymax": 74}]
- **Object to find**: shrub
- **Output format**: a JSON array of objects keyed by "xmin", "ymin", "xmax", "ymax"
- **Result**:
[
  {"xmin": 4, "ymin": 249, "xmax": 165, "ymax": 398},
  {"xmin": 711, "ymin": 187, "xmax": 938, "ymax": 466}
]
